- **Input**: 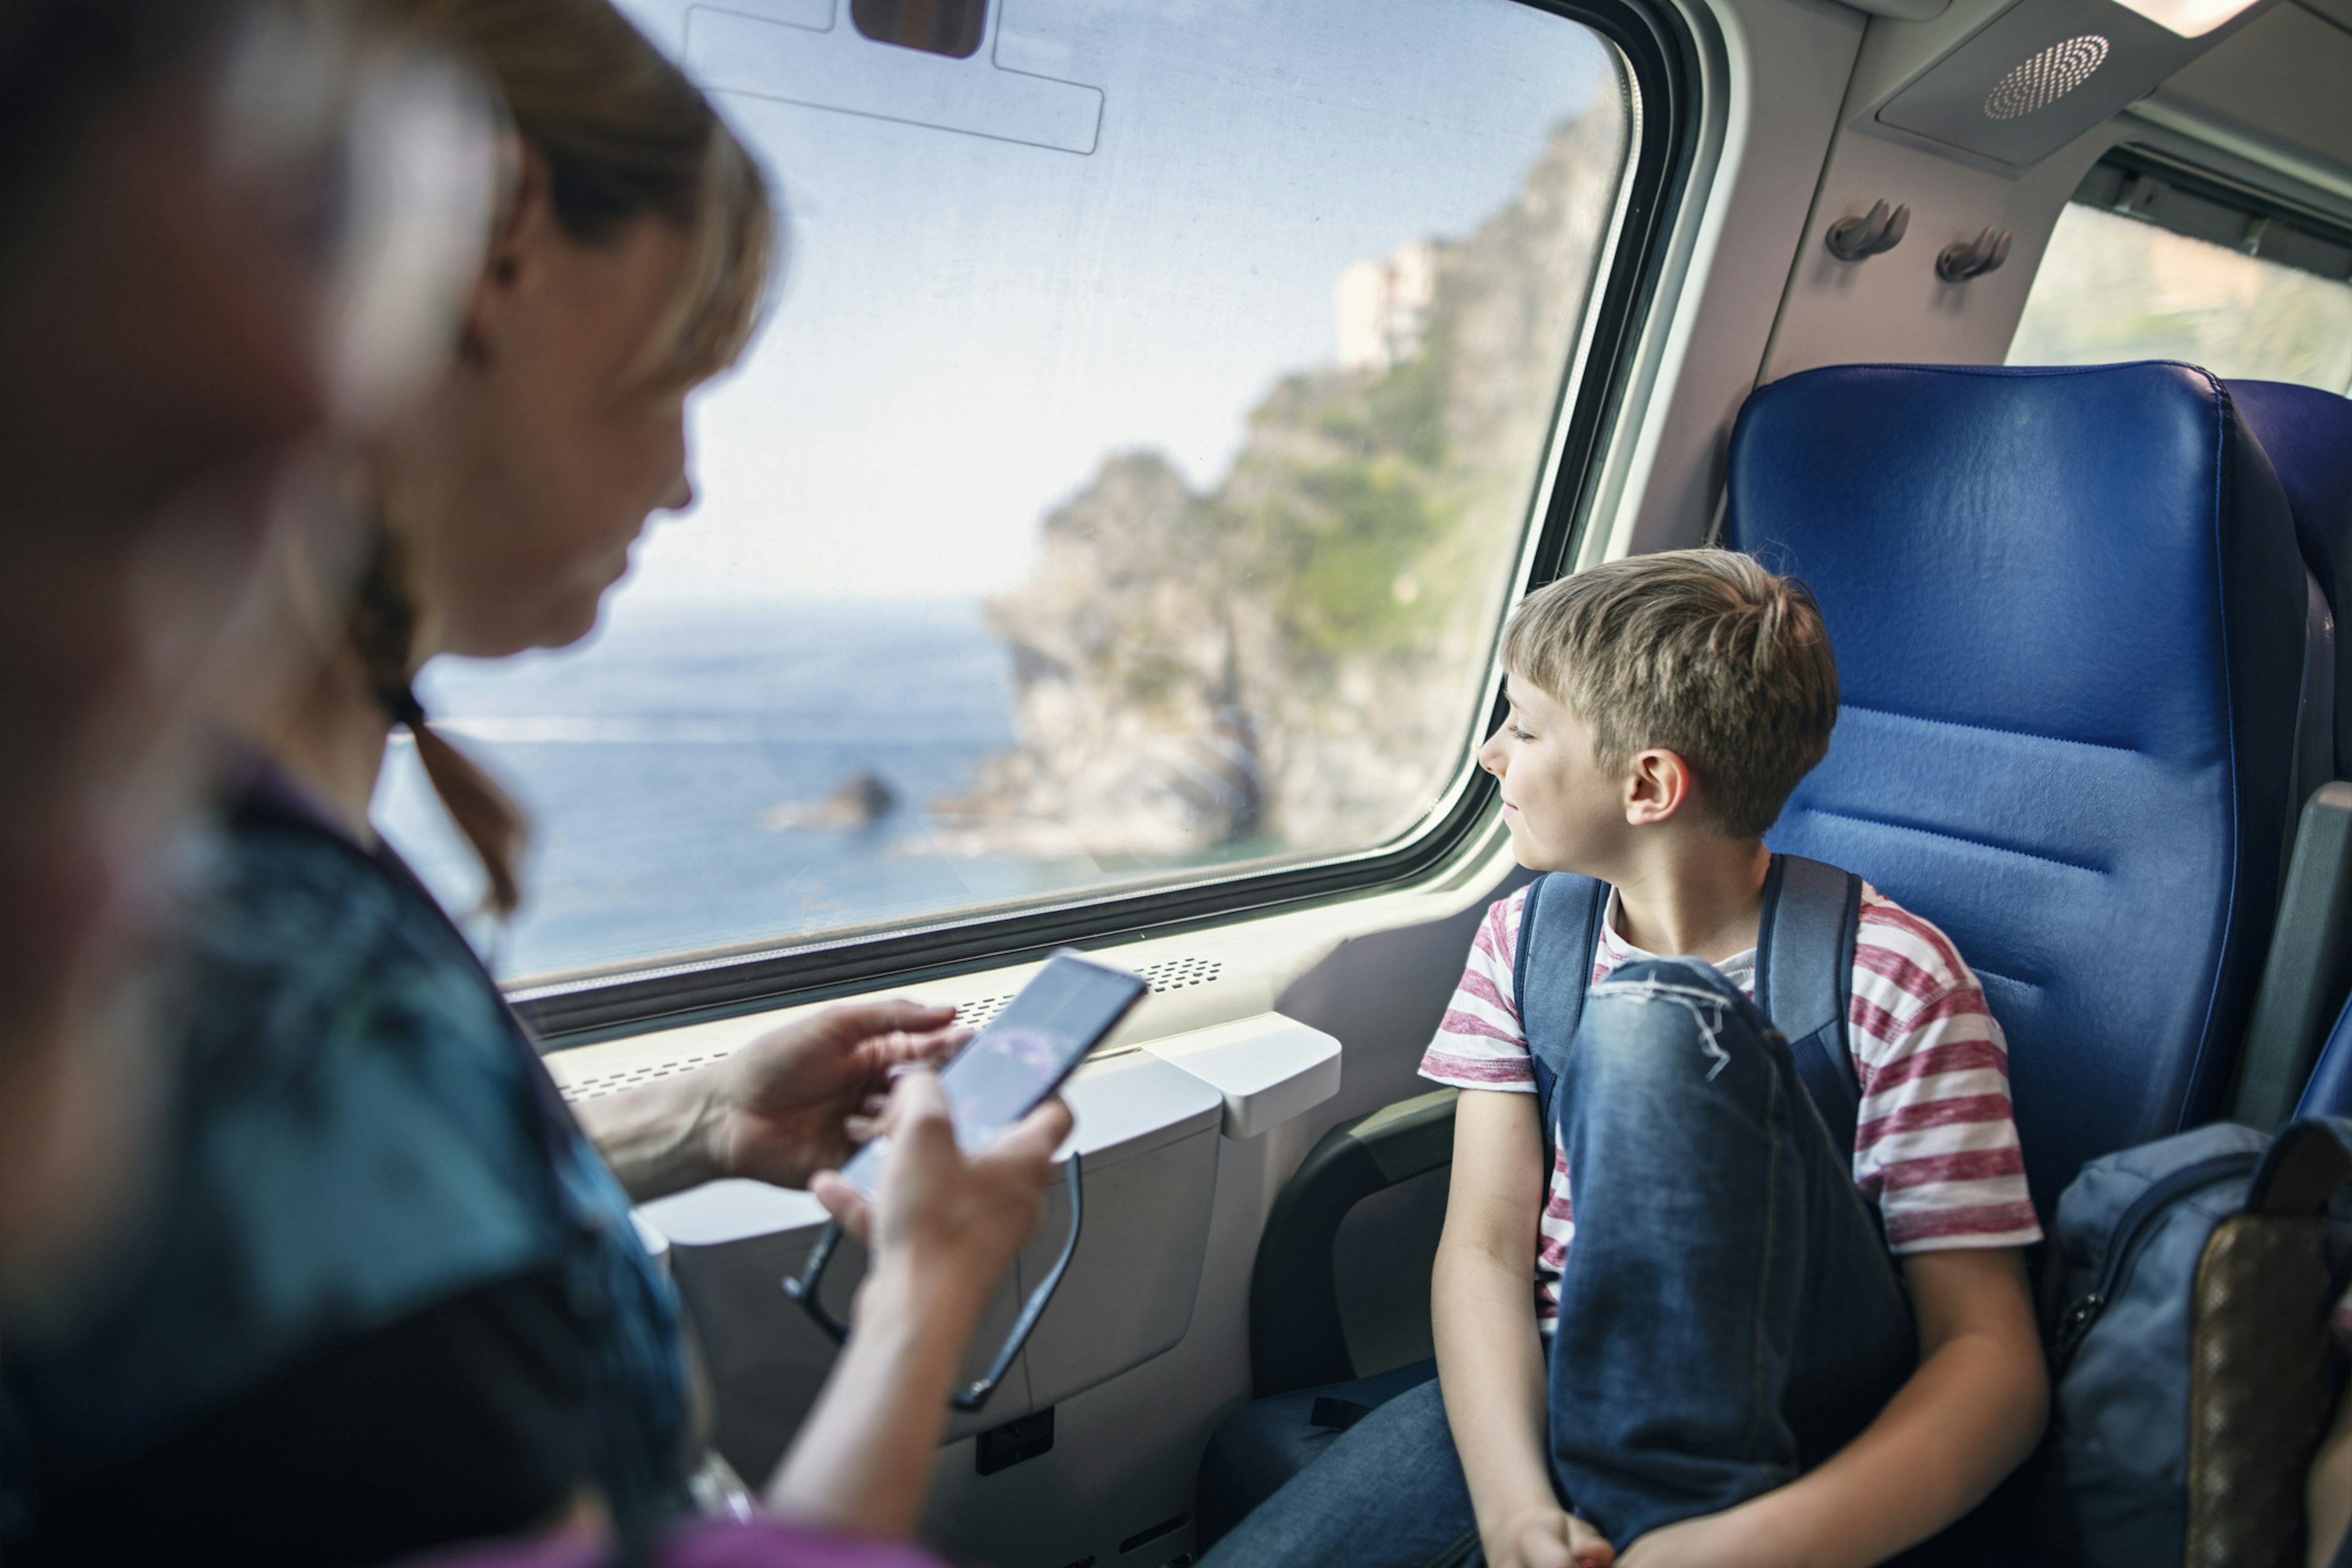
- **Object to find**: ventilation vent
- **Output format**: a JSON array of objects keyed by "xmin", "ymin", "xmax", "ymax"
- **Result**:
[
  {"xmin": 1140, "ymin": 954, "xmax": 1223, "ymax": 992},
  {"xmin": 562, "ymin": 1052, "xmax": 724, "ymax": 1102},
  {"xmin": 1983, "ymin": 35, "xmax": 2108, "ymax": 120},
  {"xmin": 954, "ymin": 956, "xmax": 1225, "ymax": 1029},
  {"xmin": 558, "ymin": 956, "xmax": 1225, "ymax": 1102}
]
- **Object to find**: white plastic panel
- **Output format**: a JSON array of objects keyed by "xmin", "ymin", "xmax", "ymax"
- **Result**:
[
  {"xmin": 655, "ymin": 1183, "xmax": 1031, "ymax": 1474},
  {"xmin": 1143, "ymin": 1013, "xmax": 1342, "ymax": 1139},
  {"xmin": 636, "ymin": 1047, "xmax": 1224, "ymax": 1480}
]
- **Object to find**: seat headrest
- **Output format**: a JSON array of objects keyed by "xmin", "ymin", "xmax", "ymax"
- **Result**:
[
  {"xmin": 1727, "ymin": 361, "xmax": 2305, "ymax": 1216},
  {"xmin": 2228, "ymin": 378, "xmax": 2352, "ymax": 623}
]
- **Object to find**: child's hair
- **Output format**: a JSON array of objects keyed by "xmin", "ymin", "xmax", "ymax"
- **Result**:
[{"xmin": 1499, "ymin": 549, "xmax": 1838, "ymax": 839}]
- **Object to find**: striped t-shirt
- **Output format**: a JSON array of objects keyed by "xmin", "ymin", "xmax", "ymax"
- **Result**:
[{"xmin": 1420, "ymin": 881, "xmax": 2041, "ymax": 1332}]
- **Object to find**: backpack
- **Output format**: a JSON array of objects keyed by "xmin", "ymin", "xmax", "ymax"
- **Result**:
[
  {"xmin": 1514, "ymin": 853, "xmax": 1866, "ymax": 1168},
  {"xmin": 2041, "ymin": 1115, "xmax": 2352, "ymax": 1568}
]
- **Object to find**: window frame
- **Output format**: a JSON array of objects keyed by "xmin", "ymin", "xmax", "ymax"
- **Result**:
[
  {"xmin": 519, "ymin": 0, "xmax": 1704, "ymax": 1046},
  {"xmin": 2065, "ymin": 143, "xmax": 2352, "ymax": 288}
]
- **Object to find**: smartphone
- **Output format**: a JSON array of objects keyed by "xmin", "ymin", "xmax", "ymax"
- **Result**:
[{"xmin": 837, "ymin": 950, "xmax": 1148, "ymax": 1198}]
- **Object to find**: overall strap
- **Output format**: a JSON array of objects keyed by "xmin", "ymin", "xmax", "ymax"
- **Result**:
[
  {"xmin": 1755, "ymin": 854, "xmax": 1866, "ymax": 1159},
  {"xmin": 1517, "ymin": 872, "xmax": 1611, "ymax": 1173}
]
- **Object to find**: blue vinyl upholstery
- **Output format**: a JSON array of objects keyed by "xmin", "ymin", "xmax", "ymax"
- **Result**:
[
  {"xmin": 2229, "ymin": 379, "xmax": 2352, "ymax": 778},
  {"xmin": 2295, "ymin": 992, "xmax": 2352, "ymax": 1119},
  {"xmin": 1727, "ymin": 363, "xmax": 2307, "ymax": 1220}
]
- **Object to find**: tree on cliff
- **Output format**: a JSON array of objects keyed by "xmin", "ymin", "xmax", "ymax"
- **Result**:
[{"xmin": 940, "ymin": 105, "xmax": 1629, "ymax": 867}]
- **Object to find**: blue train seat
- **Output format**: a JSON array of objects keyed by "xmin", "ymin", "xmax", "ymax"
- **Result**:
[
  {"xmin": 2230, "ymin": 379, "xmax": 2352, "ymax": 780},
  {"xmin": 1728, "ymin": 361, "xmax": 2307, "ymax": 1220},
  {"xmin": 2214, "ymin": 382, "xmax": 2352, "ymax": 1128}
]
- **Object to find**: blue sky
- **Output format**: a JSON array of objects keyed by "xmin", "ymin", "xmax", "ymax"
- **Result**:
[{"xmin": 608, "ymin": 0, "xmax": 1618, "ymax": 603}]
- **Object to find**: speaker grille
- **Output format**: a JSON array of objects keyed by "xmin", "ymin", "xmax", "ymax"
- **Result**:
[{"xmin": 1983, "ymin": 35, "xmax": 2109, "ymax": 121}]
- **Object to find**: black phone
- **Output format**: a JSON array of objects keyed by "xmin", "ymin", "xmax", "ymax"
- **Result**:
[{"xmin": 837, "ymin": 950, "xmax": 1147, "ymax": 1198}]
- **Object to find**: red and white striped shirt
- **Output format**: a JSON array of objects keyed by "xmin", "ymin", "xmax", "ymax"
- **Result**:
[{"xmin": 1420, "ymin": 882, "xmax": 2041, "ymax": 1332}]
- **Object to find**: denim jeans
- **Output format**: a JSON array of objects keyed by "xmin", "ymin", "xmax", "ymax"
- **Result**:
[{"xmin": 1201, "ymin": 959, "xmax": 1916, "ymax": 1566}]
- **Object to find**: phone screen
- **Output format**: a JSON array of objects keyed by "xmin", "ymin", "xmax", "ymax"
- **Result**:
[{"xmin": 838, "ymin": 952, "xmax": 1146, "ymax": 1197}]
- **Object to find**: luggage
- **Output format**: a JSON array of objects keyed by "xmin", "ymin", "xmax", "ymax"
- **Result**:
[{"xmin": 2041, "ymin": 1117, "xmax": 2352, "ymax": 1568}]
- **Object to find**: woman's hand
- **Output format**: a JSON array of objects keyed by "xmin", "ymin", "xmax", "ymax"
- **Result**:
[
  {"xmin": 811, "ymin": 1069, "xmax": 1072, "ymax": 1332},
  {"xmin": 704, "ymin": 1000, "xmax": 967, "ymax": 1188},
  {"xmin": 1491, "ymin": 1504, "xmax": 1616, "ymax": 1568},
  {"xmin": 577, "ymin": 998, "xmax": 965, "ymax": 1203}
]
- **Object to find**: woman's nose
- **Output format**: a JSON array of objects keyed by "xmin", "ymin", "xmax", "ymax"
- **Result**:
[{"xmin": 661, "ymin": 473, "xmax": 695, "ymax": 512}]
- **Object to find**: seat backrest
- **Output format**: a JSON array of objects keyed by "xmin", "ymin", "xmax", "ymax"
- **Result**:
[
  {"xmin": 1727, "ymin": 362, "xmax": 2307, "ymax": 1219},
  {"xmin": 2228, "ymin": 379, "xmax": 2352, "ymax": 780}
]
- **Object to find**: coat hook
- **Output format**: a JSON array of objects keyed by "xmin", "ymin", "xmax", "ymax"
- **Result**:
[
  {"xmin": 1825, "ymin": 200, "xmax": 1909, "ymax": 262},
  {"xmin": 1937, "ymin": 227, "xmax": 2012, "ymax": 282}
]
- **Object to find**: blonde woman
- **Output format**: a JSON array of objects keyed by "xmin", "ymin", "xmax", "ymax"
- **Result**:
[{"xmin": 0, "ymin": 4, "xmax": 1063, "ymax": 1564}]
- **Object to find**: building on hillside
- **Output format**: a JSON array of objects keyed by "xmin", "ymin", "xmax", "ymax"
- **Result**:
[{"xmin": 1336, "ymin": 238, "xmax": 1441, "ymax": 372}]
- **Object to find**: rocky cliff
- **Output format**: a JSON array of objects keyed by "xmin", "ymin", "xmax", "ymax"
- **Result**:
[{"xmin": 936, "ymin": 107, "xmax": 1629, "ymax": 867}]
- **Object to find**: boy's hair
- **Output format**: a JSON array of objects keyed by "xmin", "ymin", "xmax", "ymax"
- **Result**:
[{"xmin": 1501, "ymin": 549, "xmax": 1838, "ymax": 839}]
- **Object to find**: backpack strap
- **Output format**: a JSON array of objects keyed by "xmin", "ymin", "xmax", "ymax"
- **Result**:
[
  {"xmin": 1516, "ymin": 857, "xmax": 1866, "ymax": 1170},
  {"xmin": 2247, "ymin": 1115, "xmax": 2352, "ymax": 1216},
  {"xmin": 1755, "ymin": 854, "xmax": 1866, "ymax": 1159},
  {"xmin": 1517, "ymin": 872, "xmax": 1611, "ymax": 1175}
]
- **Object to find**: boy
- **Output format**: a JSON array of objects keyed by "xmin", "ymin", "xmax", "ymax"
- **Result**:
[{"xmin": 1210, "ymin": 552, "xmax": 2047, "ymax": 1568}]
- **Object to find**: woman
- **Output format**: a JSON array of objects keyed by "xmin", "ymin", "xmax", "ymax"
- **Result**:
[{"xmin": 0, "ymin": 3, "xmax": 1066, "ymax": 1564}]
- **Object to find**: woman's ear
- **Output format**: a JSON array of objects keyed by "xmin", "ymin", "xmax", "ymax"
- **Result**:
[{"xmin": 459, "ymin": 138, "xmax": 551, "ymax": 365}]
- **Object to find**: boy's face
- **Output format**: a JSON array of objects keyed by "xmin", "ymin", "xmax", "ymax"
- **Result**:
[{"xmin": 1477, "ymin": 673, "xmax": 1637, "ymax": 876}]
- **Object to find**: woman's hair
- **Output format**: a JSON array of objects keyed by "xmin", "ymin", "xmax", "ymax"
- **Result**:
[
  {"xmin": 368, "ymin": 0, "xmax": 775, "ymax": 390},
  {"xmin": 357, "ymin": 0, "xmax": 776, "ymax": 917}
]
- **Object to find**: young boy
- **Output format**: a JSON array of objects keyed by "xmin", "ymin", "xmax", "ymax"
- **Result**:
[{"xmin": 1210, "ymin": 551, "xmax": 2047, "ymax": 1568}]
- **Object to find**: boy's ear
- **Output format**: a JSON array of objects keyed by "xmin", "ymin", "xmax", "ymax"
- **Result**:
[{"xmin": 1622, "ymin": 747, "xmax": 1695, "ymax": 827}]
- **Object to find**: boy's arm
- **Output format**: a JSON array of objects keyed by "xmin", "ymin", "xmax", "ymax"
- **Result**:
[
  {"xmin": 1620, "ymin": 1246, "xmax": 2048, "ymax": 1568},
  {"xmin": 1434, "ymin": 1090, "xmax": 1613, "ymax": 1568}
]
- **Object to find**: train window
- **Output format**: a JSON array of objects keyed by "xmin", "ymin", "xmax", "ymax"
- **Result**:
[
  {"xmin": 2010, "ymin": 150, "xmax": 2352, "ymax": 393},
  {"xmin": 376, "ymin": 0, "xmax": 1638, "ymax": 993}
]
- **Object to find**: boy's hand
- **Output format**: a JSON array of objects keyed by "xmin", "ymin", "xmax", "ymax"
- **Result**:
[
  {"xmin": 1615, "ymin": 1506, "xmax": 1790, "ymax": 1568},
  {"xmin": 1493, "ymin": 1504, "xmax": 1616, "ymax": 1568}
]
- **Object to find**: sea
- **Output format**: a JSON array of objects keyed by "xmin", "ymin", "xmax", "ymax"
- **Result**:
[{"xmin": 374, "ymin": 598, "xmax": 1091, "ymax": 984}]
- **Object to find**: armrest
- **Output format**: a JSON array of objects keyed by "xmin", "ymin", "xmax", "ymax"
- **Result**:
[
  {"xmin": 1247, "ymin": 1087, "xmax": 1458, "ymax": 1396},
  {"xmin": 2231, "ymin": 782, "xmax": 2352, "ymax": 1129}
]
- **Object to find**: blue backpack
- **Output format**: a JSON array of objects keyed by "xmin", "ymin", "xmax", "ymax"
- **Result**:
[
  {"xmin": 1513, "ymin": 853, "xmax": 1866, "ymax": 1169},
  {"xmin": 2041, "ymin": 1116, "xmax": 2352, "ymax": 1568}
]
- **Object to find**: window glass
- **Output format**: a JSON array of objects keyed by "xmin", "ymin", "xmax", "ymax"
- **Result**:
[
  {"xmin": 2011, "ymin": 201, "xmax": 2352, "ymax": 392},
  {"xmin": 375, "ymin": 0, "xmax": 1632, "ymax": 984}
]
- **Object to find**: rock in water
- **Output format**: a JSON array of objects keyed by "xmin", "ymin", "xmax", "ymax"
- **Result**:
[{"xmin": 764, "ymin": 770, "xmax": 899, "ymax": 831}]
